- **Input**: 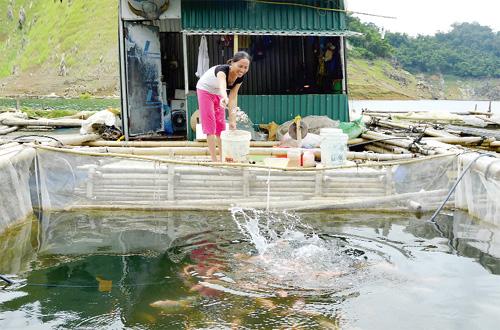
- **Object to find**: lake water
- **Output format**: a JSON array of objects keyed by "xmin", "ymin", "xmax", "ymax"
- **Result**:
[
  {"xmin": 2, "ymin": 98, "xmax": 499, "ymax": 115},
  {"xmin": 0, "ymin": 98, "xmax": 121, "ymax": 112},
  {"xmin": 1, "ymin": 209, "xmax": 500, "ymax": 329}
]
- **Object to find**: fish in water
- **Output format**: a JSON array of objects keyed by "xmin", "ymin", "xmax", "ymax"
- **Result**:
[
  {"xmin": 150, "ymin": 297, "xmax": 195, "ymax": 313},
  {"xmin": 254, "ymin": 297, "xmax": 277, "ymax": 310}
]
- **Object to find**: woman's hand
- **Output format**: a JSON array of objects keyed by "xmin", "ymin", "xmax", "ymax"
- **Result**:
[
  {"xmin": 219, "ymin": 97, "xmax": 229, "ymax": 109},
  {"xmin": 229, "ymin": 120, "xmax": 236, "ymax": 131}
]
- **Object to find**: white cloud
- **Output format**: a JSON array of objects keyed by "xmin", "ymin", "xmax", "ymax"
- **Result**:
[{"xmin": 346, "ymin": 0, "xmax": 500, "ymax": 36}]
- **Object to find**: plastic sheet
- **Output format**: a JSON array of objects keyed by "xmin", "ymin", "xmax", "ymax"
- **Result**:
[{"xmin": 1, "ymin": 145, "xmax": 500, "ymax": 233}]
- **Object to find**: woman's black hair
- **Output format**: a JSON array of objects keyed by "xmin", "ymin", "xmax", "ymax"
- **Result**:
[{"xmin": 227, "ymin": 51, "xmax": 251, "ymax": 64}]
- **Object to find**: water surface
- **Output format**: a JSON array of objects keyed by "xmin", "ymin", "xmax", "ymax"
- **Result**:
[
  {"xmin": 1, "ymin": 209, "xmax": 499, "ymax": 329},
  {"xmin": 0, "ymin": 98, "xmax": 121, "ymax": 112}
]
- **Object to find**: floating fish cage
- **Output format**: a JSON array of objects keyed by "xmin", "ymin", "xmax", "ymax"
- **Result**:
[{"xmin": 2, "ymin": 139, "xmax": 500, "ymax": 234}]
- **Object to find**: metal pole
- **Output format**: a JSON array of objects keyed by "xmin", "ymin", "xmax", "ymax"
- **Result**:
[
  {"xmin": 118, "ymin": 6, "xmax": 130, "ymax": 142},
  {"xmin": 182, "ymin": 33, "xmax": 190, "ymax": 140},
  {"xmin": 340, "ymin": 36, "xmax": 349, "ymax": 121}
]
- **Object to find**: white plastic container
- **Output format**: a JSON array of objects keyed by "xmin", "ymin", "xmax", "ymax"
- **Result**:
[
  {"xmin": 263, "ymin": 157, "xmax": 289, "ymax": 169},
  {"xmin": 287, "ymin": 148, "xmax": 302, "ymax": 167},
  {"xmin": 320, "ymin": 128, "xmax": 348, "ymax": 166},
  {"xmin": 221, "ymin": 130, "xmax": 251, "ymax": 163},
  {"xmin": 302, "ymin": 149, "xmax": 316, "ymax": 167}
]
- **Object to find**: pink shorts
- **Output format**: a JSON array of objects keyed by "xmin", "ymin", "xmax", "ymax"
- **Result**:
[{"xmin": 197, "ymin": 88, "xmax": 226, "ymax": 136}]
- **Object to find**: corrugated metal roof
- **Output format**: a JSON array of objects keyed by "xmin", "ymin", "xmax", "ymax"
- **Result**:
[
  {"xmin": 181, "ymin": 0, "xmax": 348, "ymax": 32},
  {"xmin": 181, "ymin": 28, "xmax": 362, "ymax": 37}
]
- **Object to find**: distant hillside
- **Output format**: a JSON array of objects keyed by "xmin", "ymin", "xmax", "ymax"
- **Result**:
[
  {"xmin": 347, "ymin": 56, "xmax": 500, "ymax": 101},
  {"xmin": 346, "ymin": 14, "xmax": 500, "ymax": 100},
  {"xmin": 0, "ymin": 0, "xmax": 119, "ymax": 97},
  {"xmin": 0, "ymin": 1, "xmax": 497, "ymax": 100}
]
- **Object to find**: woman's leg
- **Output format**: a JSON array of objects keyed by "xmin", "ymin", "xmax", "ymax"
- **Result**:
[
  {"xmin": 207, "ymin": 134, "xmax": 218, "ymax": 162},
  {"xmin": 197, "ymin": 89, "xmax": 220, "ymax": 161},
  {"xmin": 216, "ymin": 135, "xmax": 222, "ymax": 162}
]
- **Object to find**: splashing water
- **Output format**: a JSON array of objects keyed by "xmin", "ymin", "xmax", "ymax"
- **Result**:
[
  {"xmin": 230, "ymin": 207, "xmax": 368, "ymax": 293},
  {"xmin": 230, "ymin": 207, "xmax": 314, "ymax": 255}
]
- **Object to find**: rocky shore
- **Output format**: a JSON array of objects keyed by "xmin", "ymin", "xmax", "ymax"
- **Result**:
[{"xmin": 0, "ymin": 72, "xmax": 120, "ymax": 100}]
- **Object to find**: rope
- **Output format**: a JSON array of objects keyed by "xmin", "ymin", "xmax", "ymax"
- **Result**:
[
  {"xmin": 266, "ymin": 166, "xmax": 271, "ymax": 212},
  {"xmin": 34, "ymin": 144, "xmax": 455, "ymax": 171},
  {"xmin": 244, "ymin": 0, "xmax": 396, "ymax": 19},
  {"xmin": 13, "ymin": 134, "xmax": 64, "ymax": 147},
  {"xmin": 0, "ymin": 276, "xmax": 168, "ymax": 288}
]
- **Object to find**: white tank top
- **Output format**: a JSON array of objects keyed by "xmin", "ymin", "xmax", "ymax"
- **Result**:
[{"xmin": 196, "ymin": 65, "xmax": 244, "ymax": 95}]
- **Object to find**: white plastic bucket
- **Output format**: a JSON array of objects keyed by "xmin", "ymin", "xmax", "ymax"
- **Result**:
[
  {"xmin": 221, "ymin": 130, "xmax": 251, "ymax": 163},
  {"xmin": 320, "ymin": 128, "xmax": 348, "ymax": 166}
]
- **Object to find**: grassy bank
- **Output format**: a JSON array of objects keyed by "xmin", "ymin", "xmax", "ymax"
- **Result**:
[{"xmin": 1, "ymin": 0, "xmax": 118, "ymax": 77}]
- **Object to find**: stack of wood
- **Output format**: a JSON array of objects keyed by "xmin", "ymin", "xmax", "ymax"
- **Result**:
[{"xmin": 359, "ymin": 108, "xmax": 500, "ymax": 155}]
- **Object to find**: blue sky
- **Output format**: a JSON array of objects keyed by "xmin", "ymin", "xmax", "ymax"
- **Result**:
[{"xmin": 346, "ymin": 0, "xmax": 500, "ymax": 36}]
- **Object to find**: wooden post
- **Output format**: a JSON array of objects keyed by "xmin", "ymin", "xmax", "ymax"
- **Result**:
[
  {"xmin": 296, "ymin": 117, "xmax": 302, "ymax": 148},
  {"xmin": 234, "ymin": 35, "xmax": 239, "ymax": 55}
]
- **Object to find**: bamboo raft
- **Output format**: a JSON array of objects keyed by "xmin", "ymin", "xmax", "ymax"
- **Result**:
[{"xmin": 1, "ymin": 108, "xmax": 500, "ymax": 221}]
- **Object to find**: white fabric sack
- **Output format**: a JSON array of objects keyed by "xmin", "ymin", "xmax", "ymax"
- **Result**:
[
  {"xmin": 195, "ymin": 36, "xmax": 210, "ymax": 78},
  {"xmin": 80, "ymin": 109, "xmax": 119, "ymax": 134}
]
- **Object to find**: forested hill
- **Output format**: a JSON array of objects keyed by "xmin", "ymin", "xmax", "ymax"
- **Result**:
[
  {"xmin": 347, "ymin": 15, "xmax": 500, "ymax": 100},
  {"xmin": 1, "ymin": 1, "xmax": 499, "ymax": 100}
]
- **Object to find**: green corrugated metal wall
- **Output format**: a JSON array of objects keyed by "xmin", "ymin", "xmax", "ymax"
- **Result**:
[
  {"xmin": 187, "ymin": 94, "xmax": 349, "ymax": 140},
  {"xmin": 182, "ymin": 0, "xmax": 350, "ymax": 141},
  {"xmin": 181, "ymin": 0, "xmax": 346, "ymax": 32}
]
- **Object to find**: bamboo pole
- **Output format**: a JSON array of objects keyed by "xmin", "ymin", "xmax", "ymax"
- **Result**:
[
  {"xmin": 487, "ymin": 141, "xmax": 500, "ymax": 147},
  {"xmin": 348, "ymin": 138, "xmax": 365, "ymax": 145},
  {"xmin": 429, "ymin": 136, "xmax": 496, "ymax": 146},
  {"xmin": 322, "ymin": 182, "xmax": 385, "ymax": 189},
  {"xmin": 363, "ymin": 109, "xmax": 470, "ymax": 116},
  {"xmin": 55, "ymin": 133, "xmax": 101, "ymax": 146},
  {"xmin": 291, "ymin": 188, "xmax": 449, "ymax": 211},
  {"xmin": 348, "ymin": 150, "xmax": 415, "ymax": 160},
  {"xmin": 477, "ymin": 116, "xmax": 500, "ymax": 126},
  {"xmin": 458, "ymin": 152, "xmax": 500, "ymax": 179},
  {"xmin": 76, "ymin": 146, "xmax": 294, "ymax": 157},
  {"xmin": 361, "ymin": 131, "xmax": 413, "ymax": 149},
  {"xmin": 0, "ymin": 146, "xmax": 35, "ymax": 169},
  {"xmin": 0, "ymin": 126, "xmax": 20, "ymax": 135},
  {"xmin": 82, "ymin": 140, "xmax": 280, "ymax": 148},
  {"xmin": 362, "ymin": 131, "xmax": 455, "ymax": 155},
  {"xmin": 94, "ymin": 179, "xmax": 171, "ymax": 186},
  {"xmin": 0, "ymin": 142, "xmax": 20, "ymax": 150},
  {"xmin": 376, "ymin": 120, "xmax": 456, "ymax": 138},
  {"xmin": 372, "ymin": 141, "xmax": 412, "ymax": 154},
  {"xmin": 364, "ymin": 144, "xmax": 394, "ymax": 155},
  {"xmin": 0, "ymin": 118, "xmax": 85, "ymax": 127},
  {"xmin": 56, "ymin": 188, "xmax": 454, "ymax": 212},
  {"xmin": 468, "ymin": 110, "xmax": 493, "ymax": 116}
]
